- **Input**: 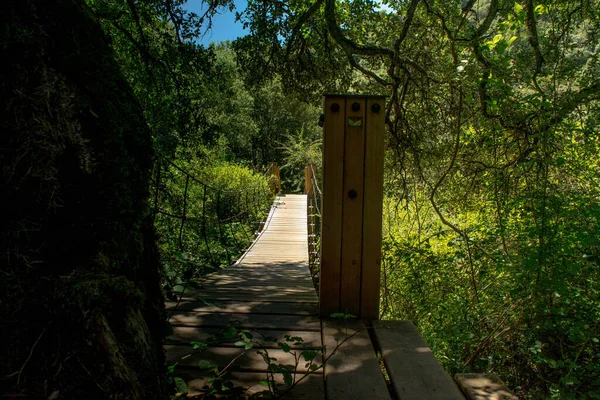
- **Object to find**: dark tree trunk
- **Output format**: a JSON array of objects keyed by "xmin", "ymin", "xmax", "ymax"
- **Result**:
[{"xmin": 0, "ymin": 0, "xmax": 167, "ymax": 398}]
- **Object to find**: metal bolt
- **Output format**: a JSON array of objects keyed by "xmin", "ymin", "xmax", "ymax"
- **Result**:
[
  {"xmin": 352, "ymin": 102, "xmax": 360, "ymax": 111},
  {"xmin": 371, "ymin": 103, "xmax": 381, "ymax": 113},
  {"xmin": 331, "ymin": 103, "xmax": 340, "ymax": 112},
  {"xmin": 348, "ymin": 189, "xmax": 358, "ymax": 199}
]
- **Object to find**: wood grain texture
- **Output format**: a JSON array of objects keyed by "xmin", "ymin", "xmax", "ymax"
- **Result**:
[
  {"xmin": 166, "ymin": 300, "xmax": 317, "ymax": 315},
  {"xmin": 166, "ymin": 345, "xmax": 323, "ymax": 373},
  {"xmin": 176, "ymin": 371, "xmax": 325, "ymax": 399},
  {"xmin": 340, "ymin": 98, "xmax": 366, "ymax": 316},
  {"xmin": 320, "ymin": 96, "xmax": 346, "ymax": 316},
  {"xmin": 373, "ymin": 320, "xmax": 465, "ymax": 400},
  {"xmin": 361, "ymin": 97, "xmax": 386, "ymax": 319},
  {"xmin": 455, "ymin": 373, "xmax": 518, "ymax": 400},
  {"xmin": 169, "ymin": 311, "xmax": 321, "ymax": 331},
  {"xmin": 168, "ymin": 327, "xmax": 323, "ymax": 349},
  {"xmin": 322, "ymin": 319, "xmax": 390, "ymax": 400}
]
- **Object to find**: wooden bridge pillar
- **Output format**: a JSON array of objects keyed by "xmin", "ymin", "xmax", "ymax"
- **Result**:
[
  {"xmin": 320, "ymin": 95, "xmax": 386, "ymax": 320},
  {"xmin": 304, "ymin": 164, "xmax": 315, "ymax": 195},
  {"xmin": 268, "ymin": 162, "xmax": 281, "ymax": 194}
]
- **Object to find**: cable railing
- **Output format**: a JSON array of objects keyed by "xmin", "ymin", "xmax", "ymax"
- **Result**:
[
  {"xmin": 305, "ymin": 163, "xmax": 322, "ymax": 289},
  {"xmin": 150, "ymin": 154, "xmax": 279, "ymax": 302}
]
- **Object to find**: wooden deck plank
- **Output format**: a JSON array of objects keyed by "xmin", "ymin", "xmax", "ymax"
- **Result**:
[
  {"xmin": 373, "ymin": 320, "xmax": 465, "ymax": 400},
  {"xmin": 322, "ymin": 319, "xmax": 390, "ymax": 400},
  {"xmin": 176, "ymin": 371, "xmax": 325, "ymax": 399},
  {"xmin": 166, "ymin": 345, "xmax": 323, "ymax": 373},
  {"xmin": 168, "ymin": 327, "xmax": 323, "ymax": 349},
  {"xmin": 178, "ymin": 294, "xmax": 318, "ymax": 304},
  {"xmin": 182, "ymin": 286, "xmax": 317, "ymax": 296},
  {"xmin": 455, "ymin": 373, "xmax": 518, "ymax": 400},
  {"xmin": 166, "ymin": 300, "xmax": 317, "ymax": 315},
  {"xmin": 169, "ymin": 311, "xmax": 321, "ymax": 331}
]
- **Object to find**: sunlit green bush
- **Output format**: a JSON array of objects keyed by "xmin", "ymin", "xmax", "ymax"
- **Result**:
[{"xmin": 153, "ymin": 160, "xmax": 273, "ymax": 293}]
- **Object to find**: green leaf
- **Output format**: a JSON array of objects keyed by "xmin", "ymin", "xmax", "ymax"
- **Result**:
[
  {"xmin": 303, "ymin": 350, "xmax": 318, "ymax": 362},
  {"xmin": 223, "ymin": 326, "xmax": 237, "ymax": 339},
  {"xmin": 278, "ymin": 342, "xmax": 291, "ymax": 352},
  {"xmin": 285, "ymin": 335, "xmax": 303, "ymax": 343},
  {"xmin": 174, "ymin": 377, "xmax": 188, "ymax": 394},
  {"xmin": 282, "ymin": 370, "xmax": 293, "ymax": 386},
  {"xmin": 330, "ymin": 312, "xmax": 356, "ymax": 319},
  {"xmin": 240, "ymin": 331, "xmax": 253, "ymax": 341},
  {"xmin": 198, "ymin": 359, "xmax": 217, "ymax": 371},
  {"xmin": 172, "ymin": 284, "xmax": 185, "ymax": 293},
  {"xmin": 348, "ymin": 118, "xmax": 362, "ymax": 127},
  {"xmin": 191, "ymin": 340, "xmax": 208, "ymax": 350}
]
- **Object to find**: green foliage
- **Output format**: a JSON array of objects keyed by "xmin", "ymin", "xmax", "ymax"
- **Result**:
[
  {"xmin": 278, "ymin": 126, "xmax": 322, "ymax": 192},
  {"xmin": 153, "ymin": 159, "xmax": 273, "ymax": 298}
]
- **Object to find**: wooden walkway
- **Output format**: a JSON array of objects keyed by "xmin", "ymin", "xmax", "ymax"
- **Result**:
[
  {"xmin": 166, "ymin": 194, "xmax": 325, "ymax": 398},
  {"xmin": 165, "ymin": 194, "xmax": 470, "ymax": 400}
]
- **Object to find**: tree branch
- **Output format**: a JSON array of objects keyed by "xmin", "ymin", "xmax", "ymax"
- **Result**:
[
  {"xmin": 393, "ymin": 0, "xmax": 421, "ymax": 54},
  {"xmin": 523, "ymin": 0, "xmax": 544, "ymax": 74},
  {"xmin": 475, "ymin": 0, "xmax": 498, "ymax": 38},
  {"xmin": 286, "ymin": 0, "xmax": 323, "ymax": 59},
  {"xmin": 323, "ymin": 0, "xmax": 394, "ymax": 59}
]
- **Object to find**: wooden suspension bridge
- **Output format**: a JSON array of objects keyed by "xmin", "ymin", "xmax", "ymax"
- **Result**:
[{"xmin": 163, "ymin": 95, "xmax": 517, "ymax": 399}]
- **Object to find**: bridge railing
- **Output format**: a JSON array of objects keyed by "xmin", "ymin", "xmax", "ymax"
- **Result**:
[
  {"xmin": 305, "ymin": 163, "xmax": 322, "ymax": 288},
  {"xmin": 150, "ymin": 155, "xmax": 276, "ymax": 301}
]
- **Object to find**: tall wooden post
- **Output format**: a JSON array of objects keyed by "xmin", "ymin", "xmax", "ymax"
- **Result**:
[
  {"xmin": 304, "ymin": 163, "xmax": 316, "ymax": 195},
  {"xmin": 268, "ymin": 162, "xmax": 281, "ymax": 194},
  {"xmin": 320, "ymin": 95, "xmax": 385, "ymax": 320}
]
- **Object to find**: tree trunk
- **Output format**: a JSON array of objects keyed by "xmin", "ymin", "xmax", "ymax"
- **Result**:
[{"xmin": 0, "ymin": 0, "xmax": 167, "ymax": 398}]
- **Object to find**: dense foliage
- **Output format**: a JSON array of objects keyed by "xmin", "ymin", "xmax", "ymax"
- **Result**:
[{"xmin": 153, "ymin": 158, "xmax": 273, "ymax": 296}]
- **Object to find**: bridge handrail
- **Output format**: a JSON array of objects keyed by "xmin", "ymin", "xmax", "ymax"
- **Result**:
[
  {"xmin": 150, "ymin": 154, "xmax": 277, "ymax": 317},
  {"xmin": 305, "ymin": 163, "xmax": 322, "ymax": 287}
]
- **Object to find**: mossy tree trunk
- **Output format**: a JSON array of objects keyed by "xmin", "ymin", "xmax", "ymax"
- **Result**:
[{"xmin": 0, "ymin": 0, "xmax": 167, "ymax": 398}]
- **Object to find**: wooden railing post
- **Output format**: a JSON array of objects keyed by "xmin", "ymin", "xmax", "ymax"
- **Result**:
[
  {"xmin": 268, "ymin": 162, "xmax": 281, "ymax": 194},
  {"xmin": 304, "ymin": 163, "xmax": 316, "ymax": 195},
  {"xmin": 320, "ymin": 95, "xmax": 386, "ymax": 320},
  {"xmin": 304, "ymin": 165, "xmax": 310, "ymax": 195}
]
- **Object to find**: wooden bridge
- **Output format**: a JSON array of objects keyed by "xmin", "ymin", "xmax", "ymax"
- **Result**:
[
  {"xmin": 163, "ymin": 95, "xmax": 516, "ymax": 399},
  {"xmin": 165, "ymin": 194, "xmax": 469, "ymax": 399}
]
